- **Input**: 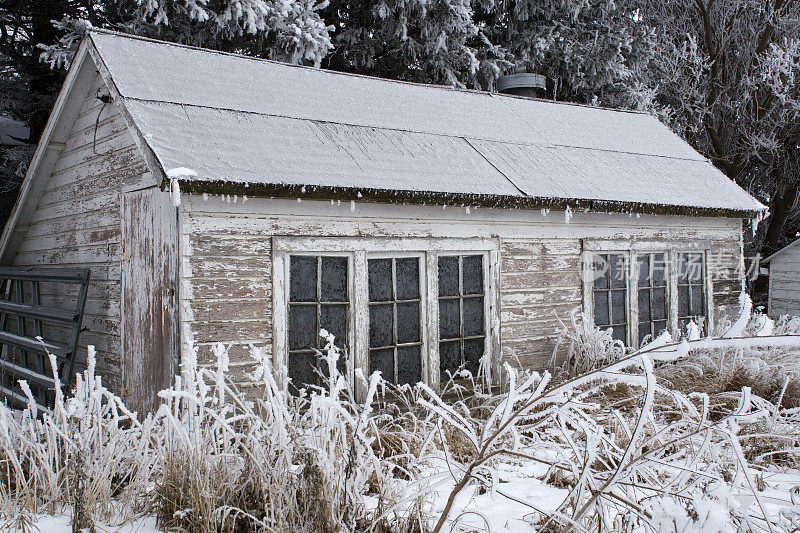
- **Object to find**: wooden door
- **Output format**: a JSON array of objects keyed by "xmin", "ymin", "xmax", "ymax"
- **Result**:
[{"xmin": 122, "ymin": 187, "xmax": 177, "ymax": 415}]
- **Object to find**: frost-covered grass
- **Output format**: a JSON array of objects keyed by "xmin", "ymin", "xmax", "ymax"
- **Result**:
[{"xmin": 2, "ymin": 300, "xmax": 800, "ymax": 532}]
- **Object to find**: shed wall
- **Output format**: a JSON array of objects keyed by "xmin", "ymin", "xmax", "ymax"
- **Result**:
[
  {"xmin": 768, "ymin": 245, "xmax": 800, "ymax": 317},
  {"xmin": 9, "ymin": 70, "xmax": 154, "ymax": 391},
  {"xmin": 180, "ymin": 196, "xmax": 744, "ymax": 388}
]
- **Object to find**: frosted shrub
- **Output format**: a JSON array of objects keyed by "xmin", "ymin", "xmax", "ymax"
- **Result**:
[
  {"xmin": 153, "ymin": 332, "xmax": 391, "ymax": 532},
  {"xmin": 0, "ymin": 347, "xmax": 154, "ymax": 523},
  {"xmin": 550, "ymin": 309, "xmax": 626, "ymax": 379}
]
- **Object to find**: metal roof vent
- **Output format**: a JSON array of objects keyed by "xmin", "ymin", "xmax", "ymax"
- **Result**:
[{"xmin": 496, "ymin": 73, "xmax": 547, "ymax": 98}]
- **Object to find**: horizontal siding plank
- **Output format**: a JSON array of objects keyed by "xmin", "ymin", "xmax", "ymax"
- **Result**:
[
  {"xmin": 190, "ymin": 278, "xmax": 270, "ymax": 299},
  {"xmin": 501, "ymin": 255, "xmax": 580, "ymax": 273},
  {"xmin": 16, "ymin": 227, "xmax": 119, "ymax": 253},
  {"xmin": 29, "ymin": 191, "xmax": 119, "ymax": 223},
  {"xmin": 501, "ymin": 270, "xmax": 582, "ymax": 291},
  {"xmin": 501, "ymin": 286, "xmax": 582, "ymax": 306},
  {"xmin": 190, "ymin": 299, "xmax": 269, "ymax": 322},
  {"xmin": 14, "ymin": 244, "xmax": 120, "ymax": 265},
  {"xmin": 187, "ymin": 235, "xmax": 271, "ymax": 257},
  {"xmin": 189, "ymin": 321, "xmax": 272, "ymax": 344},
  {"xmin": 186, "ymin": 256, "xmax": 270, "ymax": 279}
]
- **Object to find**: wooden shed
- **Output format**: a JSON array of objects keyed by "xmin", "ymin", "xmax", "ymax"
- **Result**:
[
  {"xmin": 0, "ymin": 30, "xmax": 765, "ymax": 412},
  {"xmin": 764, "ymin": 239, "xmax": 800, "ymax": 317}
]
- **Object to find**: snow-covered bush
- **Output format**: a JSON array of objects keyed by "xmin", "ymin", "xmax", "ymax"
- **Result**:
[{"xmin": 550, "ymin": 309, "xmax": 626, "ymax": 379}]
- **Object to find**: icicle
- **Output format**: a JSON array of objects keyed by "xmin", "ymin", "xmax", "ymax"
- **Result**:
[
  {"xmin": 297, "ymin": 198, "xmax": 302, "ymax": 203},
  {"xmin": 169, "ymin": 178, "xmax": 181, "ymax": 207},
  {"xmin": 350, "ymin": 200, "xmax": 356, "ymax": 212},
  {"xmin": 564, "ymin": 205, "xmax": 572, "ymax": 224},
  {"xmin": 541, "ymin": 208, "xmax": 549, "ymax": 217},
  {"xmin": 233, "ymin": 195, "xmax": 238, "ymax": 203},
  {"xmin": 165, "ymin": 167, "xmax": 197, "ymax": 207},
  {"xmin": 357, "ymin": 191, "xmax": 363, "ymax": 198},
  {"xmin": 337, "ymin": 200, "xmax": 341, "ymax": 206},
  {"xmin": 465, "ymin": 206, "xmax": 471, "ymax": 214},
  {"xmin": 751, "ymin": 210, "xmax": 766, "ymax": 237},
  {"xmin": 301, "ymin": 185, "xmax": 306, "ymax": 193},
  {"xmin": 202, "ymin": 192, "xmax": 209, "ymax": 202},
  {"xmin": 242, "ymin": 195, "xmax": 247, "ymax": 203}
]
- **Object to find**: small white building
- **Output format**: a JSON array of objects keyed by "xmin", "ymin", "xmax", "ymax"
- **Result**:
[
  {"xmin": 0, "ymin": 30, "xmax": 765, "ymax": 412},
  {"xmin": 764, "ymin": 238, "xmax": 800, "ymax": 317}
]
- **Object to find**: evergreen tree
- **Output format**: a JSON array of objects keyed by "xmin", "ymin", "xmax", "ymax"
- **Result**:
[{"xmin": 322, "ymin": 0, "xmax": 506, "ymax": 88}]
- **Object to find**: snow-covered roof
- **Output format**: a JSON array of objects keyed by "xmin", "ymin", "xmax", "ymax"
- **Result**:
[
  {"xmin": 89, "ymin": 29, "xmax": 765, "ymax": 215},
  {"xmin": 763, "ymin": 238, "xmax": 800, "ymax": 263}
]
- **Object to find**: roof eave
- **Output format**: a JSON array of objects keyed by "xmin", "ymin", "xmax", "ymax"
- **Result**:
[{"xmin": 165, "ymin": 178, "xmax": 764, "ymax": 219}]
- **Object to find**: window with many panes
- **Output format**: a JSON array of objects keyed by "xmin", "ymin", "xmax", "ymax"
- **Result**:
[
  {"xmin": 587, "ymin": 249, "xmax": 710, "ymax": 347},
  {"xmin": 287, "ymin": 255, "xmax": 348, "ymax": 392},
  {"xmin": 592, "ymin": 253, "xmax": 628, "ymax": 343},
  {"xmin": 636, "ymin": 252, "xmax": 668, "ymax": 346},
  {"xmin": 275, "ymin": 240, "xmax": 498, "ymax": 396},
  {"xmin": 438, "ymin": 255, "xmax": 486, "ymax": 377},
  {"xmin": 367, "ymin": 257, "xmax": 423, "ymax": 385},
  {"xmin": 677, "ymin": 252, "xmax": 706, "ymax": 331}
]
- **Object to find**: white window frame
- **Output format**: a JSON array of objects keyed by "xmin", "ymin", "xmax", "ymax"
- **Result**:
[
  {"xmin": 673, "ymin": 250, "xmax": 714, "ymax": 335},
  {"xmin": 272, "ymin": 237, "xmax": 501, "ymax": 399},
  {"xmin": 581, "ymin": 241, "xmax": 714, "ymax": 347}
]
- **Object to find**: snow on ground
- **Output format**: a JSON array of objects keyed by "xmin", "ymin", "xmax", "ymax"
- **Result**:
[
  {"xmin": 13, "ymin": 514, "xmax": 159, "ymax": 532},
  {"xmin": 18, "ymin": 465, "xmax": 800, "ymax": 533}
]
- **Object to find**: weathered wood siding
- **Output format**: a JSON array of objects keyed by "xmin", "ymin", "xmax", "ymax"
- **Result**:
[
  {"xmin": 180, "ymin": 197, "xmax": 744, "ymax": 385},
  {"xmin": 10, "ymin": 70, "xmax": 154, "ymax": 392},
  {"xmin": 768, "ymin": 245, "xmax": 800, "ymax": 317}
]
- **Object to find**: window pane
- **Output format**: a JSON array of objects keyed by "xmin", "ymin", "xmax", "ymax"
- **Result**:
[
  {"xmin": 320, "ymin": 257, "xmax": 347, "ymax": 302},
  {"xmin": 654, "ymin": 320, "xmax": 667, "ymax": 335},
  {"xmin": 369, "ymin": 304, "xmax": 393, "ymax": 348},
  {"xmin": 611, "ymin": 325, "xmax": 626, "ymax": 343},
  {"xmin": 609, "ymin": 255, "xmax": 626, "ymax": 289},
  {"xmin": 290, "ymin": 256, "xmax": 317, "ymax": 302},
  {"xmin": 652, "ymin": 254, "xmax": 666, "ymax": 285},
  {"xmin": 638, "ymin": 322, "xmax": 651, "ymax": 344},
  {"xmin": 288, "ymin": 305, "xmax": 317, "ymax": 350},
  {"xmin": 320, "ymin": 304, "xmax": 348, "ymax": 347},
  {"xmin": 463, "ymin": 296, "xmax": 484, "ymax": 337},
  {"xmin": 438, "ymin": 256, "xmax": 459, "ymax": 297},
  {"xmin": 369, "ymin": 348, "xmax": 394, "ymax": 382},
  {"xmin": 464, "ymin": 338, "xmax": 484, "ymax": 376},
  {"xmin": 395, "ymin": 258, "xmax": 420, "ymax": 300},
  {"xmin": 462, "ymin": 255, "xmax": 483, "ymax": 295},
  {"xmin": 368, "ymin": 259, "xmax": 392, "ymax": 302},
  {"xmin": 611, "ymin": 290, "xmax": 626, "ymax": 324},
  {"xmin": 637, "ymin": 255, "xmax": 650, "ymax": 285},
  {"xmin": 396, "ymin": 301, "xmax": 420, "ymax": 344},
  {"xmin": 439, "ymin": 299, "xmax": 460, "ymax": 339},
  {"xmin": 685, "ymin": 253, "xmax": 704, "ymax": 282},
  {"xmin": 594, "ymin": 256, "xmax": 609, "ymax": 290},
  {"xmin": 289, "ymin": 350, "xmax": 318, "ymax": 391},
  {"xmin": 397, "ymin": 345, "xmax": 421, "ymax": 385},
  {"xmin": 690, "ymin": 286, "xmax": 703, "ymax": 315},
  {"xmin": 593, "ymin": 292, "xmax": 610, "ymax": 326},
  {"xmin": 638, "ymin": 289, "xmax": 651, "ymax": 321},
  {"xmin": 653, "ymin": 288, "xmax": 667, "ymax": 320},
  {"xmin": 678, "ymin": 285, "xmax": 690, "ymax": 316},
  {"xmin": 439, "ymin": 340, "xmax": 461, "ymax": 377}
]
